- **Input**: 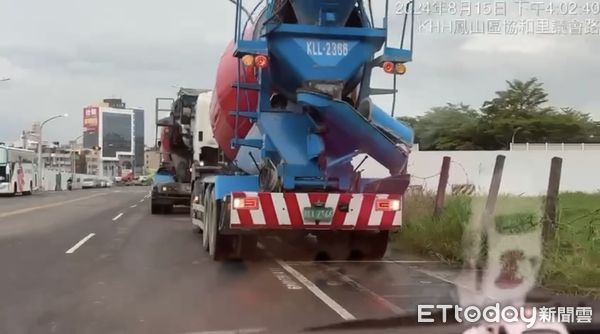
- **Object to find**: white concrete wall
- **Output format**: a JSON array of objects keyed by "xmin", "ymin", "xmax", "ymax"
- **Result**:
[{"xmin": 358, "ymin": 150, "xmax": 600, "ymax": 196}]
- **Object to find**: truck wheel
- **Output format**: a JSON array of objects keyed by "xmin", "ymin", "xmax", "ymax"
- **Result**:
[
  {"xmin": 151, "ymin": 203, "xmax": 160, "ymax": 215},
  {"xmin": 207, "ymin": 188, "xmax": 233, "ymax": 261},
  {"xmin": 316, "ymin": 232, "xmax": 352, "ymax": 260},
  {"xmin": 238, "ymin": 235, "xmax": 259, "ymax": 260},
  {"xmin": 192, "ymin": 225, "xmax": 202, "ymax": 234},
  {"xmin": 350, "ymin": 231, "xmax": 389, "ymax": 260},
  {"xmin": 207, "ymin": 188, "xmax": 219, "ymax": 259},
  {"xmin": 202, "ymin": 186, "xmax": 212, "ymax": 251},
  {"xmin": 191, "ymin": 188, "xmax": 202, "ymax": 233}
]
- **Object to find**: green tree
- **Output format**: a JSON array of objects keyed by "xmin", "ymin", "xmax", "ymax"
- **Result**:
[
  {"xmin": 410, "ymin": 103, "xmax": 483, "ymax": 150},
  {"xmin": 482, "ymin": 78, "xmax": 550, "ymax": 118},
  {"xmin": 479, "ymin": 78, "xmax": 556, "ymax": 149},
  {"xmin": 482, "ymin": 79, "xmax": 598, "ymax": 147},
  {"xmin": 401, "ymin": 78, "xmax": 599, "ymax": 150}
]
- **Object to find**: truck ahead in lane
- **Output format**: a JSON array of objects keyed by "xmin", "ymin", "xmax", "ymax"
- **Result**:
[{"xmin": 181, "ymin": 0, "xmax": 416, "ymax": 261}]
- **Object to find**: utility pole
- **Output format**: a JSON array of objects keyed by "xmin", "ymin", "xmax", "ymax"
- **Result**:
[{"xmin": 70, "ymin": 133, "xmax": 85, "ymax": 183}]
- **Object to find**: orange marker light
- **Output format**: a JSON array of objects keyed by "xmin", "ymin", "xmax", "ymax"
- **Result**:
[
  {"xmin": 241, "ymin": 55, "xmax": 255, "ymax": 67},
  {"xmin": 382, "ymin": 61, "xmax": 394, "ymax": 74},
  {"xmin": 254, "ymin": 55, "xmax": 269, "ymax": 69},
  {"xmin": 395, "ymin": 63, "xmax": 407, "ymax": 75}
]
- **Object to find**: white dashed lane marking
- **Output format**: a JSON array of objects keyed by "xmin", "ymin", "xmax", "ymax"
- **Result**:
[{"xmin": 65, "ymin": 233, "xmax": 95, "ymax": 254}]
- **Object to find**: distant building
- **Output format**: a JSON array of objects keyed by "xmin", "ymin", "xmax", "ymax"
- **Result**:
[
  {"xmin": 42, "ymin": 150, "xmax": 72, "ymax": 173},
  {"xmin": 11, "ymin": 123, "xmax": 42, "ymax": 150},
  {"xmin": 144, "ymin": 149, "xmax": 161, "ymax": 173},
  {"xmin": 39, "ymin": 146, "xmax": 99, "ymax": 174},
  {"xmin": 82, "ymin": 99, "xmax": 145, "ymax": 178}
]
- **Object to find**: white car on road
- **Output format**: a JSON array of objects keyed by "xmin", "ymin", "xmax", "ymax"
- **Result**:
[{"xmin": 82, "ymin": 178, "xmax": 96, "ymax": 189}]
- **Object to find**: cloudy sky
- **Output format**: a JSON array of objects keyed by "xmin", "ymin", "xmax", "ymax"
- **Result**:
[{"xmin": 0, "ymin": 0, "xmax": 598, "ymax": 146}]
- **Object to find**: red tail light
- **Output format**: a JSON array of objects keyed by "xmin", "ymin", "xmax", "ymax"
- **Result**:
[
  {"xmin": 254, "ymin": 55, "xmax": 269, "ymax": 69},
  {"xmin": 375, "ymin": 198, "xmax": 401, "ymax": 211},
  {"xmin": 382, "ymin": 61, "xmax": 394, "ymax": 74}
]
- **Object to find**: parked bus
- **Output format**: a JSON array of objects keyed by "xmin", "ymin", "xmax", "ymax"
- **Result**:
[{"xmin": 0, "ymin": 146, "xmax": 38, "ymax": 195}]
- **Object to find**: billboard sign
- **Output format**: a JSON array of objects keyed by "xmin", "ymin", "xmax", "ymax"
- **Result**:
[{"xmin": 83, "ymin": 107, "xmax": 99, "ymax": 132}]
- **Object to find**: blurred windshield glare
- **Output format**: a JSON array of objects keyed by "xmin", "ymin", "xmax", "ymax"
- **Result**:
[{"xmin": 458, "ymin": 157, "xmax": 544, "ymax": 307}]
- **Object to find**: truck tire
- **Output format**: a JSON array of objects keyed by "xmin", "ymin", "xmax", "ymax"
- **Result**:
[
  {"xmin": 221, "ymin": 203, "xmax": 258, "ymax": 261},
  {"xmin": 202, "ymin": 185, "xmax": 212, "ymax": 251},
  {"xmin": 207, "ymin": 188, "xmax": 221, "ymax": 259},
  {"xmin": 316, "ymin": 232, "xmax": 352, "ymax": 260},
  {"xmin": 350, "ymin": 231, "xmax": 389, "ymax": 260},
  {"xmin": 151, "ymin": 203, "xmax": 160, "ymax": 214},
  {"xmin": 238, "ymin": 235, "xmax": 259, "ymax": 260},
  {"xmin": 207, "ymin": 188, "xmax": 234, "ymax": 261},
  {"xmin": 191, "ymin": 186, "xmax": 202, "ymax": 233}
]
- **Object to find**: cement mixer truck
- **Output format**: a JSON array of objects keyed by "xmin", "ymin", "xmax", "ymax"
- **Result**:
[{"xmin": 187, "ymin": 0, "xmax": 416, "ymax": 260}]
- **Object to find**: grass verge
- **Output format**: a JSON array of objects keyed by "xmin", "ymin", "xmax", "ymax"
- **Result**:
[{"xmin": 393, "ymin": 192, "xmax": 600, "ymax": 297}]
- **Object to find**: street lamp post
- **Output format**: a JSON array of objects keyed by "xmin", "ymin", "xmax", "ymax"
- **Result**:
[{"xmin": 37, "ymin": 114, "xmax": 69, "ymax": 190}]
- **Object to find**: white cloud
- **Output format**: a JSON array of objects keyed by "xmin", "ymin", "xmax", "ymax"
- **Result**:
[
  {"xmin": 0, "ymin": 0, "xmax": 598, "ymax": 146},
  {"xmin": 460, "ymin": 35, "xmax": 559, "ymax": 54}
]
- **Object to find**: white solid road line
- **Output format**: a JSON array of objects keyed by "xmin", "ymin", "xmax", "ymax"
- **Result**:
[
  {"xmin": 258, "ymin": 242, "xmax": 355, "ymax": 321},
  {"xmin": 275, "ymin": 259, "xmax": 356, "ymax": 321},
  {"xmin": 321, "ymin": 265, "xmax": 406, "ymax": 315},
  {"xmin": 130, "ymin": 204, "xmax": 137, "ymax": 208},
  {"xmin": 139, "ymin": 199, "xmax": 145, "ymax": 203},
  {"xmin": 65, "ymin": 233, "xmax": 95, "ymax": 254},
  {"xmin": 112, "ymin": 213, "xmax": 124, "ymax": 221}
]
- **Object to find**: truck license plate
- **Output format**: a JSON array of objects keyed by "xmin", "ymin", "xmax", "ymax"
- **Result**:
[
  {"xmin": 305, "ymin": 40, "xmax": 349, "ymax": 57},
  {"xmin": 303, "ymin": 207, "xmax": 334, "ymax": 222}
]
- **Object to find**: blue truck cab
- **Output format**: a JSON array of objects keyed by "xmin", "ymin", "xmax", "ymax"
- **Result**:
[{"xmin": 151, "ymin": 167, "xmax": 191, "ymax": 214}]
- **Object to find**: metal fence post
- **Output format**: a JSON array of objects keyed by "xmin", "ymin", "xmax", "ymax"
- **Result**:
[
  {"xmin": 543, "ymin": 157, "xmax": 563, "ymax": 242},
  {"xmin": 465, "ymin": 155, "xmax": 505, "ymax": 269},
  {"xmin": 434, "ymin": 156, "xmax": 451, "ymax": 216},
  {"xmin": 484, "ymin": 155, "xmax": 505, "ymax": 219}
]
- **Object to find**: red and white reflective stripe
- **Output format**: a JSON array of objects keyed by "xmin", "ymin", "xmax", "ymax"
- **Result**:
[
  {"xmin": 271, "ymin": 194, "xmax": 291, "ymax": 226},
  {"xmin": 230, "ymin": 192, "xmax": 402, "ymax": 229},
  {"xmin": 342, "ymin": 194, "xmax": 361, "ymax": 227}
]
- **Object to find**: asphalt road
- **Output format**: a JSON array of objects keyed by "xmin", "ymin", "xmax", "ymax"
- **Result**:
[{"xmin": 0, "ymin": 188, "xmax": 596, "ymax": 334}]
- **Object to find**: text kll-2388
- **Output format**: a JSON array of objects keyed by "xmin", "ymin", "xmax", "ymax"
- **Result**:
[{"xmin": 306, "ymin": 41, "xmax": 349, "ymax": 56}]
